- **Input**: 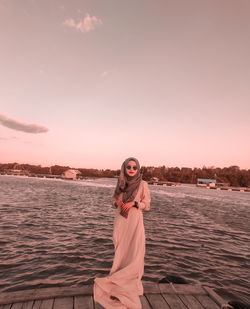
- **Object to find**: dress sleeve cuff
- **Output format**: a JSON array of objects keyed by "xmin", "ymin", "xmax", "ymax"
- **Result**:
[{"xmin": 138, "ymin": 202, "xmax": 146, "ymax": 210}]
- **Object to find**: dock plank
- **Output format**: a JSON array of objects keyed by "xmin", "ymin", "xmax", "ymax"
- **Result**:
[
  {"xmin": 0, "ymin": 305, "xmax": 12, "ymax": 309},
  {"xmin": 162, "ymin": 294, "xmax": 187, "ymax": 309},
  {"xmin": 8, "ymin": 302, "xmax": 23, "ymax": 309},
  {"xmin": 75, "ymin": 295, "xmax": 94, "ymax": 309},
  {"xmin": 179, "ymin": 295, "xmax": 204, "ymax": 309},
  {"xmin": 32, "ymin": 300, "xmax": 42, "ymax": 309},
  {"xmin": 203, "ymin": 286, "xmax": 227, "ymax": 307},
  {"xmin": 0, "ymin": 285, "xmax": 93, "ymax": 305},
  {"xmin": 94, "ymin": 301, "xmax": 105, "ymax": 309},
  {"xmin": 22, "ymin": 301, "xmax": 34, "ymax": 309},
  {"xmin": 40, "ymin": 298, "xmax": 54, "ymax": 309},
  {"xmin": 143, "ymin": 282, "xmax": 161, "ymax": 294},
  {"xmin": 145, "ymin": 293, "xmax": 171, "ymax": 309},
  {"xmin": 34, "ymin": 285, "xmax": 93, "ymax": 298},
  {"xmin": 54, "ymin": 296, "xmax": 74, "ymax": 309},
  {"xmin": 195, "ymin": 295, "xmax": 220, "ymax": 309},
  {"xmin": 159, "ymin": 283, "xmax": 206, "ymax": 295},
  {"xmin": 0, "ymin": 283, "xmax": 227, "ymax": 309},
  {"xmin": 140, "ymin": 295, "xmax": 151, "ymax": 309}
]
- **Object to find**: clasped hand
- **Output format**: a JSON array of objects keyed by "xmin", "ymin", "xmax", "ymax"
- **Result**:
[{"xmin": 116, "ymin": 200, "xmax": 134, "ymax": 212}]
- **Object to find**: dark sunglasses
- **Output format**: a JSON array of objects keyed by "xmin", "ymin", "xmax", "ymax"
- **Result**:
[{"xmin": 126, "ymin": 165, "xmax": 137, "ymax": 170}]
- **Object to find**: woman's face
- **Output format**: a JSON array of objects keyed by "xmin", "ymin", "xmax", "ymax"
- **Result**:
[{"xmin": 125, "ymin": 160, "xmax": 138, "ymax": 177}]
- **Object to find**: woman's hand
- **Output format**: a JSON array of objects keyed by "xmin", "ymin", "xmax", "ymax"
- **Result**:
[
  {"xmin": 121, "ymin": 201, "xmax": 134, "ymax": 212},
  {"xmin": 116, "ymin": 200, "xmax": 124, "ymax": 208}
]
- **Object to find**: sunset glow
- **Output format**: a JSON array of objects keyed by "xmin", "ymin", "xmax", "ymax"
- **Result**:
[{"xmin": 0, "ymin": 0, "xmax": 249, "ymax": 169}]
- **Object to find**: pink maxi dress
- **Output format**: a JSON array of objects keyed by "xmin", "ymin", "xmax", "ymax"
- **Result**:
[{"xmin": 94, "ymin": 180, "xmax": 151, "ymax": 309}]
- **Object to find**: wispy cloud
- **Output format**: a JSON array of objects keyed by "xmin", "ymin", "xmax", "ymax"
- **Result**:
[
  {"xmin": 101, "ymin": 71, "xmax": 108, "ymax": 78},
  {"xmin": 100, "ymin": 69, "xmax": 114, "ymax": 78},
  {"xmin": 0, "ymin": 136, "xmax": 17, "ymax": 141},
  {"xmin": 0, "ymin": 114, "xmax": 48, "ymax": 134},
  {"xmin": 63, "ymin": 14, "xmax": 103, "ymax": 33}
]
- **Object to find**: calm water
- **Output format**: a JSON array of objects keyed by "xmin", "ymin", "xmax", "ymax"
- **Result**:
[{"xmin": 0, "ymin": 175, "xmax": 249, "ymax": 303}]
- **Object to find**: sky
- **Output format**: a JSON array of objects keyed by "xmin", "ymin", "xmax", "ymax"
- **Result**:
[{"xmin": 0, "ymin": 0, "xmax": 250, "ymax": 170}]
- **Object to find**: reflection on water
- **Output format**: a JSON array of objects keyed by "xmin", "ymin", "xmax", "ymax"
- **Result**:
[{"xmin": 0, "ymin": 175, "xmax": 249, "ymax": 302}]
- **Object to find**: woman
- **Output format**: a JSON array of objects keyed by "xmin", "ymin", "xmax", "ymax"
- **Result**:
[{"xmin": 94, "ymin": 157, "xmax": 151, "ymax": 309}]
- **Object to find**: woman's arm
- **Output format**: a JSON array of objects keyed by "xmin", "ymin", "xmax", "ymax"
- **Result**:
[
  {"xmin": 112, "ymin": 194, "xmax": 118, "ymax": 208},
  {"xmin": 138, "ymin": 181, "xmax": 151, "ymax": 211},
  {"xmin": 112, "ymin": 194, "xmax": 124, "ymax": 209}
]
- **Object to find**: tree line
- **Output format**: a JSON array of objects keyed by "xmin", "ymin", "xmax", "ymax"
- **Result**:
[
  {"xmin": 0, "ymin": 163, "xmax": 249, "ymax": 187},
  {"xmin": 141, "ymin": 165, "xmax": 250, "ymax": 187}
]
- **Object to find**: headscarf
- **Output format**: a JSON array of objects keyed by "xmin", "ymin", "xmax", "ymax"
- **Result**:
[{"xmin": 114, "ymin": 157, "xmax": 142, "ymax": 203}]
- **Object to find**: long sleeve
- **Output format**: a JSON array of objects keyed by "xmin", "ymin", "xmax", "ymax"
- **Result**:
[
  {"xmin": 112, "ymin": 193, "xmax": 118, "ymax": 209},
  {"xmin": 138, "ymin": 181, "xmax": 151, "ymax": 211}
]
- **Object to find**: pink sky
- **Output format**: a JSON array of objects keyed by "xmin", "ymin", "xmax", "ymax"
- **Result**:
[{"xmin": 0, "ymin": 0, "xmax": 249, "ymax": 169}]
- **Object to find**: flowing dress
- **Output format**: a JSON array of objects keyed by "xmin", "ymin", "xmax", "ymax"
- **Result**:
[{"xmin": 94, "ymin": 180, "xmax": 151, "ymax": 309}]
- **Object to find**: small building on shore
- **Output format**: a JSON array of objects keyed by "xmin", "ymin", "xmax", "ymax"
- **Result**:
[
  {"xmin": 197, "ymin": 178, "xmax": 217, "ymax": 187},
  {"xmin": 9, "ymin": 169, "xmax": 22, "ymax": 176},
  {"xmin": 151, "ymin": 177, "xmax": 159, "ymax": 182},
  {"xmin": 7, "ymin": 169, "xmax": 30, "ymax": 176},
  {"xmin": 61, "ymin": 169, "xmax": 81, "ymax": 180}
]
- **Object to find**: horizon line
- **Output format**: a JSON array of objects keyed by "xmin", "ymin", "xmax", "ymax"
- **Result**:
[{"xmin": 0, "ymin": 161, "xmax": 248, "ymax": 171}]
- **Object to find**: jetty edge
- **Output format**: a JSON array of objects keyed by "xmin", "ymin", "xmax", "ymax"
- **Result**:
[{"xmin": 0, "ymin": 281, "xmax": 230, "ymax": 308}]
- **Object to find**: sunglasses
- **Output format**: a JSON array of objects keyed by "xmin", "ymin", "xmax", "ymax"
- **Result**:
[{"xmin": 126, "ymin": 165, "xmax": 137, "ymax": 170}]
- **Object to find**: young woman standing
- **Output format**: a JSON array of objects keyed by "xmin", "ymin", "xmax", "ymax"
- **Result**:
[{"xmin": 94, "ymin": 157, "xmax": 151, "ymax": 309}]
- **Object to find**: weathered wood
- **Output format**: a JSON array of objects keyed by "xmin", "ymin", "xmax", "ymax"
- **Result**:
[
  {"xmin": 32, "ymin": 300, "xmax": 42, "ymax": 309},
  {"xmin": 0, "ymin": 289, "xmax": 36, "ymax": 305},
  {"xmin": 34, "ymin": 285, "xmax": 93, "ymax": 297},
  {"xmin": 22, "ymin": 300, "xmax": 34, "ymax": 309},
  {"xmin": 0, "ymin": 283, "xmax": 228, "ymax": 309},
  {"xmin": 0, "ymin": 285, "xmax": 93, "ymax": 305},
  {"xmin": 54, "ymin": 297, "xmax": 73, "ymax": 309},
  {"xmin": 159, "ymin": 283, "xmax": 206, "ymax": 295},
  {"xmin": 203, "ymin": 286, "xmax": 226, "ymax": 307},
  {"xmin": 143, "ymin": 282, "xmax": 161, "ymax": 294},
  {"xmin": 40, "ymin": 298, "xmax": 54, "ymax": 309},
  {"xmin": 145, "ymin": 293, "xmax": 171, "ymax": 309},
  {"xmin": 195, "ymin": 295, "xmax": 220, "ymax": 309},
  {"xmin": 75, "ymin": 295, "xmax": 94, "ymax": 309},
  {"xmin": 162, "ymin": 294, "xmax": 187, "ymax": 309},
  {"xmin": 140, "ymin": 295, "xmax": 151, "ymax": 309},
  {"xmin": 94, "ymin": 301, "xmax": 105, "ymax": 309},
  {"xmin": 178, "ymin": 295, "xmax": 204, "ymax": 309},
  {"xmin": 0, "ymin": 305, "xmax": 12, "ymax": 309},
  {"xmin": 8, "ymin": 302, "xmax": 23, "ymax": 309}
]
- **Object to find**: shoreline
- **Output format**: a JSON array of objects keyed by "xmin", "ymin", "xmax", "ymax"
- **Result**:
[{"xmin": 1, "ymin": 174, "xmax": 249, "ymax": 193}]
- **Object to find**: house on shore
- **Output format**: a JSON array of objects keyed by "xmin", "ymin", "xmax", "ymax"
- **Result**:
[
  {"xmin": 197, "ymin": 178, "xmax": 230, "ymax": 188},
  {"xmin": 7, "ymin": 169, "xmax": 30, "ymax": 176},
  {"xmin": 197, "ymin": 178, "xmax": 217, "ymax": 187},
  {"xmin": 151, "ymin": 177, "xmax": 159, "ymax": 182},
  {"xmin": 61, "ymin": 169, "xmax": 81, "ymax": 180}
]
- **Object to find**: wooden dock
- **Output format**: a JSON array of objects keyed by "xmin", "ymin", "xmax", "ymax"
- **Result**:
[
  {"xmin": 148, "ymin": 181, "xmax": 181, "ymax": 187},
  {"xmin": 0, "ymin": 282, "xmax": 229, "ymax": 309},
  {"xmin": 196, "ymin": 184, "xmax": 250, "ymax": 192}
]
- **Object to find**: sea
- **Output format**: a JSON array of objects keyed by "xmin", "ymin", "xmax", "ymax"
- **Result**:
[{"xmin": 0, "ymin": 175, "xmax": 249, "ymax": 303}]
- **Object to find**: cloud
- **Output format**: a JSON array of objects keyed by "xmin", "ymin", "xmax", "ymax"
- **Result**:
[
  {"xmin": 64, "ymin": 14, "xmax": 103, "ymax": 33},
  {"xmin": 0, "ymin": 114, "xmax": 48, "ymax": 134},
  {"xmin": 0, "ymin": 136, "xmax": 17, "ymax": 141},
  {"xmin": 101, "ymin": 71, "xmax": 108, "ymax": 77}
]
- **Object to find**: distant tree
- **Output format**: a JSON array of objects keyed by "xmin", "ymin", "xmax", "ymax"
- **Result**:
[
  {"xmin": 50, "ymin": 165, "xmax": 69, "ymax": 175},
  {"xmin": 1, "ymin": 162, "xmax": 249, "ymax": 187}
]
